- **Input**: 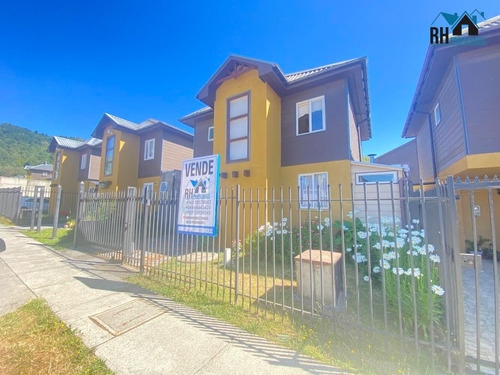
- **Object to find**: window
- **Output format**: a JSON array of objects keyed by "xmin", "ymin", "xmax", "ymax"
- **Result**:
[
  {"xmin": 298, "ymin": 172, "xmax": 329, "ymax": 209},
  {"xmin": 433, "ymin": 103, "xmax": 441, "ymax": 126},
  {"xmin": 80, "ymin": 154, "xmax": 87, "ymax": 170},
  {"xmin": 296, "ymin": 96, "xmax": 325, "ymax": 135},
  {"xmin": 54, "ymin": 152, "xmax": 61, "ymax": 180},
  {"xmin": 142, "ymin": 182, "xmax": 154, "ymax": 203},
  {"xmin": 208, "ymin": 126, "xmax": 214, "ymax": 142},
  {"xmin": 104, "ymin": 135, "xmax": 115, "ymax": 176},
  {"xmin": 227, "ymin": 93, "xmax": 250, "ymax": 162},
  {"xmin": 144, "ymin": 138, "xmax": 155, "ymax": 160},
  {"xmin": 355, "ymin": 171, "xmax": 398, "ymax": 184}
]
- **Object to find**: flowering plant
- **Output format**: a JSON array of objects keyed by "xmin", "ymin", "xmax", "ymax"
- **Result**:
[{"xmin": 335, "ymin": 213, "xmax": 445, "ymax": 336}]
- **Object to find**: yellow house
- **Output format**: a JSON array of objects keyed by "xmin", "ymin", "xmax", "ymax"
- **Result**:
[
  {"xmin": 180, "ymin": 55, "xmax": 401, "ymax": 229},
  {"xmin": 91, "ymin": 113, "xmax": 193, "ymax": 195},
  {"xmin": 48, "ymin": 136, "xmax": 102, "ymax": 216}
]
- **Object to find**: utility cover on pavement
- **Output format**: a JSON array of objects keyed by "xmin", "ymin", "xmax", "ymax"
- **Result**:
[{"xmin": 90, "ymin": 299, "xmax": 164, "ymax": 336}]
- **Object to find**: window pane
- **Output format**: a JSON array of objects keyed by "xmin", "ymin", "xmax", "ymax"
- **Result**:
[
  {"xmin": 229, "ymin": 139, "xmax": 248, "ymax": 160},
  {"xmin": 229, "ymin": 117, "xmax": 248, "ymax": 139},
  {"xmin": 299, "ymin": 175, "xmax": 313, "ymax": 206},
  {"xmin": 297, "ymin": 102, "xmax": 310, "ymax": 134},
  {"xmin": 358, "ymin": 174, "xmax": 395, "ymax": 183},
  {"xmin": 208, "ymin": 127, "xmax": 214, "ymax": 141},
  {"xmin": 105, "ymin": 162, "xmax": 112, "ymax": 176},
  {"xmin": 229, "ymin": 95, "xmax": 248, "ymax": 118},
  {"xmin": 106, "ymin": 136, "xmax": 114, "ymax": 151},
  {"xmin": 311, "ymin": 99, "xmax": 324, "ymax": 131}
]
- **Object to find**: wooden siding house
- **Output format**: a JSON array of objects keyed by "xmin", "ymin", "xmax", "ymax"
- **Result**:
[
  {"xmin": 380, "ymin": 15, "xmax": 500, "ymax": 251},
  {"xmin": 91, "ymin": 113, "xmax": 193, "ymax": 194}
]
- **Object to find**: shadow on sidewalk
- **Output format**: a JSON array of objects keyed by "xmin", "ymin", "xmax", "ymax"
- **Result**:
[{"xmin": 72, "ymin": 276, "xmax": 342, "ymax": 375}]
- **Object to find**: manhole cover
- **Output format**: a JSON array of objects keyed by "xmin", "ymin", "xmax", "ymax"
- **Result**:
[{"xmin": 90, "ymin": 299, "xmax": 164, "ymax": 336}]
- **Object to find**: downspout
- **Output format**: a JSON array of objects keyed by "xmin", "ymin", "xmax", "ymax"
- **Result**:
[{"xmin": 414, "ymin": 109, "xmax": 438, "ymax": 179}]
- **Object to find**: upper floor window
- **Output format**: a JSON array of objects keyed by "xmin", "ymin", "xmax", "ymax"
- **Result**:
[
  {"xmin": 54, "ymin": 152, "xmax": 61, "ymax": 180},
  {"xmin": 227, "ymin": 92, "xmax": 250, "ymax": 162},
  {"xmin": 298, "ymin": 172, "xmax": 329, "ymax": 209},
  {"xmin": 208, "ymin": 126, "xmax": 214, "ymax": 142},
  {"xmin": 104, "ymin": 135, "xmax": 115, "ymax": 176},
  {"xmin": 355, "ymin": 171, "xmax": 398, "ymax": 184},
  {"xmin": 433, "ymin": 102, "xmax": 441, "ymax": 126},
  {"xmin": 144, "ymin": 138, "xmax": 155, "ymax": 160},
  {"xmin": 80, "ymin": 154, "xmax": 87, "ymax": 170},
  {"xmin": 296, "ymin": 96, "xmax": 325, "ymax": 135}
]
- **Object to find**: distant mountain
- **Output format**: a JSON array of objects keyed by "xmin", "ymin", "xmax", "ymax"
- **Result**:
[{"xmin": 0, "ymin": 123, "xmax": 54, "ymax": 177}]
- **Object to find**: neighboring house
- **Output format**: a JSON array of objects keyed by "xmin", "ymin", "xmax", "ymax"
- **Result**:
[
  {"xmin": 91, "ymin": 113, "xmax": 193, "ymax": 195},
  {"xmin": 375, "ymin": 139, "xmax": 420, "ymax": 184},
  {"xmin": 48, "ymin": 136, "xmax": 102, "ymax": 192},
  {"xmin": 179, "ymin": 55, "xmax": 402, "ymax": 223},
  {"xmin": 384, "ymin": 16, "xmax": 500, "ymax": 251},
  {"xmin": 24, "ymin": 162, "xmax": 53, "ymax": 180},
  {"xmin": 47, "ymin": 136, "xmax": 102, "ymax": 216}
]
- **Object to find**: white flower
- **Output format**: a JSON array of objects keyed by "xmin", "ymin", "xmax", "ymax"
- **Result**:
[
  {"xmin": 323, "ymin": 217, "xmax": 330, "ymax": 223},
  {"xmin": 412, "ymin": 219, "xmax": 420, "ymax": 224},
  {"xmin": 383, "ymin": 253, "xmax": 392, "ymax": 261},
  {"xmin": 274, "ymin": 222, "xmax": 279, "ymax": 226},
  {"xmin": 347, "ymin": 211, "xmax": 353, "ymax": 218},
  {"xmin": 382, "ymin": 240, "xmax": 391, "ymax": 248},
  {"xmin": 380, "ymin": 259, "xmax": 390, "ymax": 269},
  {"xmin": 282, "ymin": 217, "xmax": 288, "ymax": 223},
  {"xmin": 420, "ymin": 229, "xmax": 425, "ymax": 237},
  {"xmin": 431, "ymin": 285, "xmax": 445, "ymax": 296},
  {"xmin": 346, "ymin": 248, "xmax": 352, "ymax": 252},
  {"xmin": 427, "ymin": 244, "xmax": 435, "ymax": 253},
  {"xmin": 363, "ymin": 276, "xmax": 370, "ymax": 282},
  {"xmin": 398, "ymin": 229, "xmax": 409, "ymax": 234},
  {"xmin": 392, "ymin": 267, "xmax": 405, "ymax": 275},
  {"xmin": 357, "ymin": 231, "xmax": 367, "ymax": 239},
  {"xmin": 417, "ymin": 246, "xmax": 427, "ymax": 256},
  {"xmin": 342, "ymin": 225, "xmax": 348, "ymax": 231},
  {"xmin": 396, "ymin": 237, "xmax": 405, "ymax": 248},
  {"xmin": 373, "ymin": 242, "xmax": 381, "ymax": 250},
  {"xmin": 276, "ymin": 230, "xmax": 282, "ymax": 234},
  {"xmin": 317, "ymin": 225, "xmax": 324, "ymax": 231},
  {"xmin": 407, "ymin": 250, "xmax": 420, "ymax": 256},
  {"xmin": 430, "ymin": 254, "xmax": 441, "ymax": 263},
  {"xmin": 411, "ymin": 230, "xmax": 421, "ymax": 236},
  {"xmin": 372, "ymin": 266, "xmax": 381, "ymax": 273},
  {"xmin": 282, "ymin": 229, "xmax": 288, "ymax": 234},
  {"xmin": 352, "ymin": 253, "xmax": 367, "ymax": 263}
]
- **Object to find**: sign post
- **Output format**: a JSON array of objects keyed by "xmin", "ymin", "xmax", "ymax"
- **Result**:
[{"xmin": 177, "ymin": 155, "xmax": 220, "ymax": 236}]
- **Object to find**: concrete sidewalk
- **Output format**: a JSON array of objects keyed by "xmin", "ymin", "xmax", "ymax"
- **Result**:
[{"xmin": 0, "ymin": 226, "xmax": 344, "ymax": 375}]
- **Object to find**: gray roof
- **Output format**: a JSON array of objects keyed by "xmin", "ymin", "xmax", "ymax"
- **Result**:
[
  {"xmin": 104, "ymin": 113, "xmax": 138, "ymax": 130},
  {"xmin": 82, "ymin": 138, "xmax": 103, "ymax": 148},
  {"xmin": 53, "ymin": 136, "xmax": 85, "ymax": 149},
  {"xmin": 24, "ymin": 163, "xmax": 53, "ymax": 172},
  {"xmin": 93, "ymin": 113, "xmax": 193, "ymax": 139},
  {"xmin": 284, "ymin": 58, "xmax": 362, "ymax": 83}
]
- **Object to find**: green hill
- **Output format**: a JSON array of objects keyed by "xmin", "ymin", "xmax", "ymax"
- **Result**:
[{"xmin": 0, "ymin": 123, "xmax": 53, "ymax": 177}]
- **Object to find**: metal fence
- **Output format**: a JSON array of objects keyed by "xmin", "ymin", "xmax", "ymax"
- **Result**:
[
  {"xmin": 73, "ymin": 177, "xmax": 499, "ymax": 374},
  {"xmin": 0, "ymin": 185, "xmax": 79, "ymax": 231}
]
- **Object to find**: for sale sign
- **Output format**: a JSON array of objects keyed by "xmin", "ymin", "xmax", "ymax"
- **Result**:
[{"xmin": 177, "ymin": 155, "xmax": 220, "ymax": 236}]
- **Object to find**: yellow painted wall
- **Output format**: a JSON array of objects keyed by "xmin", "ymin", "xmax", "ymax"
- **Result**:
[
  {"xmin": 99, "ymin": 126, "xmax": 140, "ymax": 192},
  {"xmin": 137, "ymin": 176, "xmax": 162, "ymax": 193},
  {"xmin": 438, "ymin": 152, "xmax": 500, "ymax": 178},
  {"xmin": 49, "ymin": 148, "xmax": 80, "ymax": 216},
  {"xmin": 213, "ymin": 69, "xmax": 281, "ymax": 197}
]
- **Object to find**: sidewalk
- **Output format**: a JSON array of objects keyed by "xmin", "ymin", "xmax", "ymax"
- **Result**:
[{"xmin": 0, "ymin": 226, "xmax": 344, "ymax": 375}]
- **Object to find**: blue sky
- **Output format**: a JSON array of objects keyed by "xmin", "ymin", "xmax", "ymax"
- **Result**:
[{"xmin": 1, "ymin": 0, "xmax": 499, "ymax": 157}]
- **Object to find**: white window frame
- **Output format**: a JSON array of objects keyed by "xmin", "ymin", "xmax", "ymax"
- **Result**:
[
  {"xmin": 144, "ymin": 138, "xmax": 155, "ymax": 161},
  {"xmin": 433, "ymin": 102, "xmax": 441, "ymax": 126},
  {"xmin": 208, "ymin": 126, "xmax": 214, "ymax": 142},
  {"xmin": 80, "ymin": 154, "xmax": 87, "ymax": 170},
  {"xmin": 355, "ymin": 171, "xmax": 398, "ymax": 185},
  {"xmin": 295, "ymin": 95, "xmax": 326, "ymax": 136},
  {"xmin": 298, "ymin": 172, "xmax": 329, "ymax": 209}
]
